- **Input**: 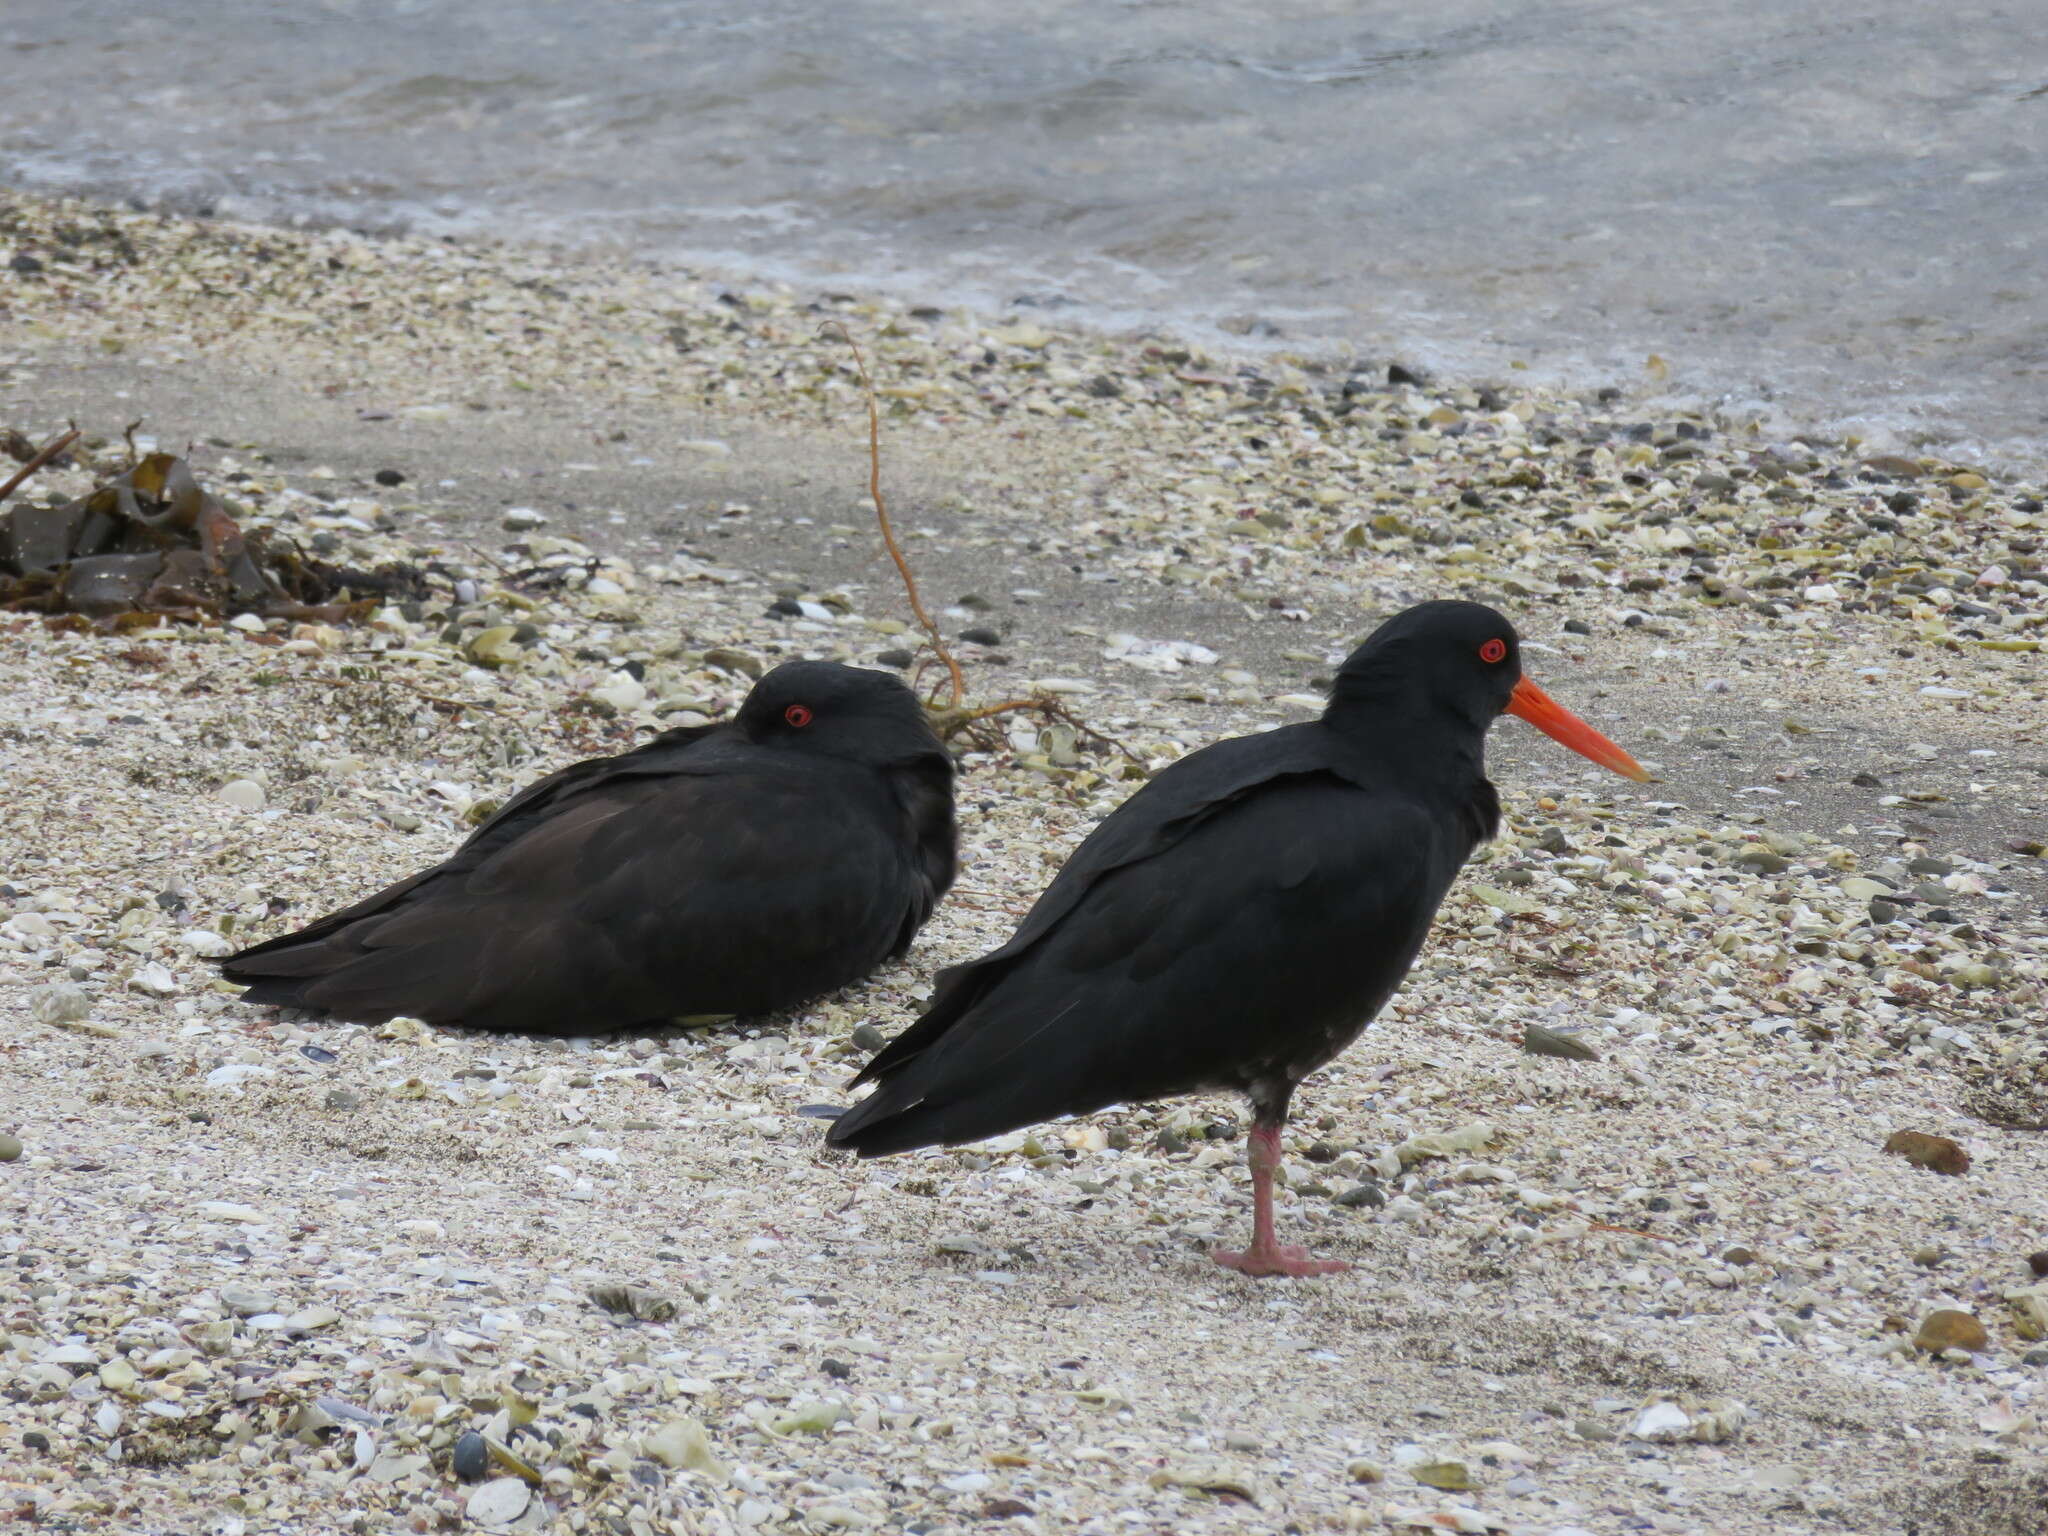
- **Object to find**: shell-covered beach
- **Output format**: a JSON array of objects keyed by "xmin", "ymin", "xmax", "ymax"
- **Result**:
[{"xmin": 1, "ymin": 193, "xmax": 2045, "ymax": 1534}]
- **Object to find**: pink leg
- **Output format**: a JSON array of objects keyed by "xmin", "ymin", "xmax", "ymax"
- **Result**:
[{"xmin": 1212, "ymin": 1124, "xmax": 1350, "ymax": 1278}]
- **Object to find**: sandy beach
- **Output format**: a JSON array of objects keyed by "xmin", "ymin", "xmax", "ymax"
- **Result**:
[{"xmin": 1, "ymin": 192, "xmax": 2045, "ymax": 1535}]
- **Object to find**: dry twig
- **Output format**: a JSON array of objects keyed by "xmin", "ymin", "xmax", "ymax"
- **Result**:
[
  {"xmin": 818, "ymin": 322, "xmax": 1147, "ymax": 776},
  {"xmin": 1583, "ymin": 1220, "xmax": 1675, "ymax": 1243},
  {"xmin": 0, "ymin": 425, "xmax": 82, "ymax": 504},
  {"xmin": 818, "ymin": 321, "xmax": 964, "ymax": 708}
]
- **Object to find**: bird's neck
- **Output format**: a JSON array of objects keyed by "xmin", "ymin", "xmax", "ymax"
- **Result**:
[
  {"xmin": 1320, "ymin": 690, "xmax": 1500, "ymax": 840},
  {"xmin": 1325, "ymin": 676, "xmax": 1489, "ymax": 761}
]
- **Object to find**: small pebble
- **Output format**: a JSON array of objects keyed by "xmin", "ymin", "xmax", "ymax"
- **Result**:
[
  {"xmin": 217, "ymin": 778, "xmax": 267, "ymax": 812},
  {"xmin": 219, "ymin": 1285, "xmax": 281, "ymax": 1318},
  {"xmin": 587, "ymin": 1282, "xmax": 677, "ymax": 1322},
  {"xmin": 1913, "ymin": 1309, "xmax": 1988, "ymax": 1353},
  {"xmin": 464, "ymin": 1477, "xmax": 530, "ymax": 1527},
  {"xmin": 128, "ymin": 963, "xmax": 179, "ymax": 997},
  {"xmin": 1884, "ymin": 1130, "xmax": 1970, "ymax": 1176},
  {"xmin": 644, "ymin": 1415, "xmax": 726, "ymax": 1480},
  {"xmin": 28, "ymin": 983, "xmax": 90, "ymax": 1026},
  {"xmin": 1412, "ymin": 1459, "xmax": 1473, "ymax": 1490}
]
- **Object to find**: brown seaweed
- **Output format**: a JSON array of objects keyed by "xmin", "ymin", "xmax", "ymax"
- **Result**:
[{"xmin": 1, "ymin": 441, "xmax": 430, "ymax": 625}]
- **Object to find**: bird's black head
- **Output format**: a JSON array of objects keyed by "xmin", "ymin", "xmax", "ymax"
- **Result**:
[
  {"xmin": 737, "ymin": 660, "xmax": 948, "ymax": 769},
  {"xmin": 1329, "ymin": 600, "xmax": 1648, "ymax": 781},
  {"xmin": 1330, "ymin": 600, "xmax": 1524, "ymax": 728}
]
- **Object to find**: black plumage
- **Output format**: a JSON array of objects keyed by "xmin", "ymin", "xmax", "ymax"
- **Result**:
[
  {"xmin": 220, "ymin": 661, "xmax": 956, "ymax": 1034},
  {"xmin": 827, "ymin": 602, "xmax": 1646, "ymax": 1276}
]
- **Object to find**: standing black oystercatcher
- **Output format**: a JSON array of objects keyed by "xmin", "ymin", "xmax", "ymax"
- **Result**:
[
  {"xmin": 220, "ymin": 661, "xmax": 956, "ymax": 1034},
  {"xmin": 827, "ymin": 602, "xmax": 1647, "ymax": 1276}
]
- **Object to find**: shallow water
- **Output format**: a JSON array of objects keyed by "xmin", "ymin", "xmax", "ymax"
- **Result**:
[{"xmin": 4, "ymin": 0, "xmax": 2046, "ymax": 462}]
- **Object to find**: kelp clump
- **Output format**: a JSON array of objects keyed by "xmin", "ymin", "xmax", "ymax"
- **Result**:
[{"xmin": 0, "ymin": 433, "xmax": 427, "ymax": 625}]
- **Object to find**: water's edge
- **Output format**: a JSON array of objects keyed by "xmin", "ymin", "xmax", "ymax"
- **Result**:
[{"xmin": 6, "ymin": 0, "xmax": 2045, "ymax": 470}]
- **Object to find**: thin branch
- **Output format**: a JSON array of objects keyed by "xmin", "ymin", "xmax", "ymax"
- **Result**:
[
  {"xmin": 0, "ymin": 426, "xmax": 82, "ymax": 504},
  {"xmin": 1582, "ymin": 1220, "xmax": 1674, "ymax": 1243},
  {"xmin": 931, "ymin": 693, "xmax": 1148, "ymax": 771},
  {"xmin": 1035, "ymin": 698, "xmax": 1147, "ymax": 767},
  {"xmin": 800, "ymin": 324, "xmax": 1144, "ymax": 775},
  {"xmin": 818, "ymin": 321, "xmax": 964, "ymax": 708},
  {"xmin": 466, "ymin": 544, "xmax": 521, "ymax": 578},
  {"xmin": 947, "ymin": 696, "xmax": 1052, "ymax": 725}
]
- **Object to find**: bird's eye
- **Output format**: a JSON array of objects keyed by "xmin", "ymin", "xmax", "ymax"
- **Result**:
[
  {"xmin": 1478, "ymin": 638, "xmax": 1508, "ymax": 664},
  {"xmin": 784, "ymin": 704, "xmax": 813, "ymax": 728}
]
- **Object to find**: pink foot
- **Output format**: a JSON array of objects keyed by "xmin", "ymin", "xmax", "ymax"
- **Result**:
[
  {"xmin": 1213, "ymin": 1123, "xmax": 1352, "ymax": 1276},
  {"xmin": 1211, "ymin": 1243, "xmax": 1351, "ymax": 1279}
]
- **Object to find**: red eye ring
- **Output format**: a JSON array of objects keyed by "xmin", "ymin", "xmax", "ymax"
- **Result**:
[
  {"xmin": 1478, "ymin": 638, "xmax": 1508, "ymax": 664},
  {"xmin": 783, "ymin": 704, "xmax": 813, "ymax": 728}
]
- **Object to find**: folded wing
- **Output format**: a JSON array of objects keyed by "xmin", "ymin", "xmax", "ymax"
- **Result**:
[
  {"xmin": 830, "ymin": 759, "xmax": 1462, "ymax": 1155},
  {"xmin": 224, "ymin": 742, "xmax": 932, "ymax": 1033}
]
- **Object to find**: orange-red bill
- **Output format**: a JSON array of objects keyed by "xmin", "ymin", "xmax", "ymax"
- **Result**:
[{"xmin": 1507, "ymin": 677, "xmax": 1651, "ymax": 782}]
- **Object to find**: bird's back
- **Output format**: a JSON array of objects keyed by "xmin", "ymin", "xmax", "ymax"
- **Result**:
[{"xmin": 224, "ymin": 741, "xmax": 935, "ymax": 1033}]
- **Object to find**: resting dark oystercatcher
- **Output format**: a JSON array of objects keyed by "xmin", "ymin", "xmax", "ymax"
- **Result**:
[
  {"xmin": 827, "ymin": 602, "xmax": 1646, "ymax": 1276},
  {"xmin": 221, "ymin": 661, "xmax": 956, "ymax": 1034}
]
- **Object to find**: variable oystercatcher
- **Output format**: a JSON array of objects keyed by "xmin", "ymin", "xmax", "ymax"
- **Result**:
[
  {"xmin": 220, "ymin": 661, "xmax": 956, "ymax": 1034},
  {"xmin": 827, "ymin": 602, "xmax": 1646, "ymax": 1276}
]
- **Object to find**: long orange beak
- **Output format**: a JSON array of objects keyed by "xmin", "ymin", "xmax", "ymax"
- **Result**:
[{"xmin": 1507, "ymin": 677, "xmax": 1651, "ymax": 781}]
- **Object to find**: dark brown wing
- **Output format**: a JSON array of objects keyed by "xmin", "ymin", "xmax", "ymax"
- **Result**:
[
  {"xmin": 224, "ymin": 722, "xmax": 728, "ymax": 970},
  {"xmin": 223, "ymin": 747, "xmax": 937, "ymax": 1033},
  {"xmin": 845, "ymin": 724, "xmax": 1337, "ymax": 1089},
  {"xmin": 827, "ymin": 773, "xmax": 1463, "ymax": 1155}
]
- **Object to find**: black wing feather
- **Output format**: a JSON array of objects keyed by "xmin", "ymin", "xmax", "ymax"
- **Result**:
[
  {"xmin": 224, "ymin": 737, "xmax": 940, "ymax": 1033},
  {"xmin": 830, "ymin": 764, "xmax": 1470, "ymax": 1156},
  {"xmin": 224, "ymin": 721, "xmax": 727, "ymax": 971},
  {"xmin": 848, "ymin": 723, "xmax": 1342, "ymax": 1089}
]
